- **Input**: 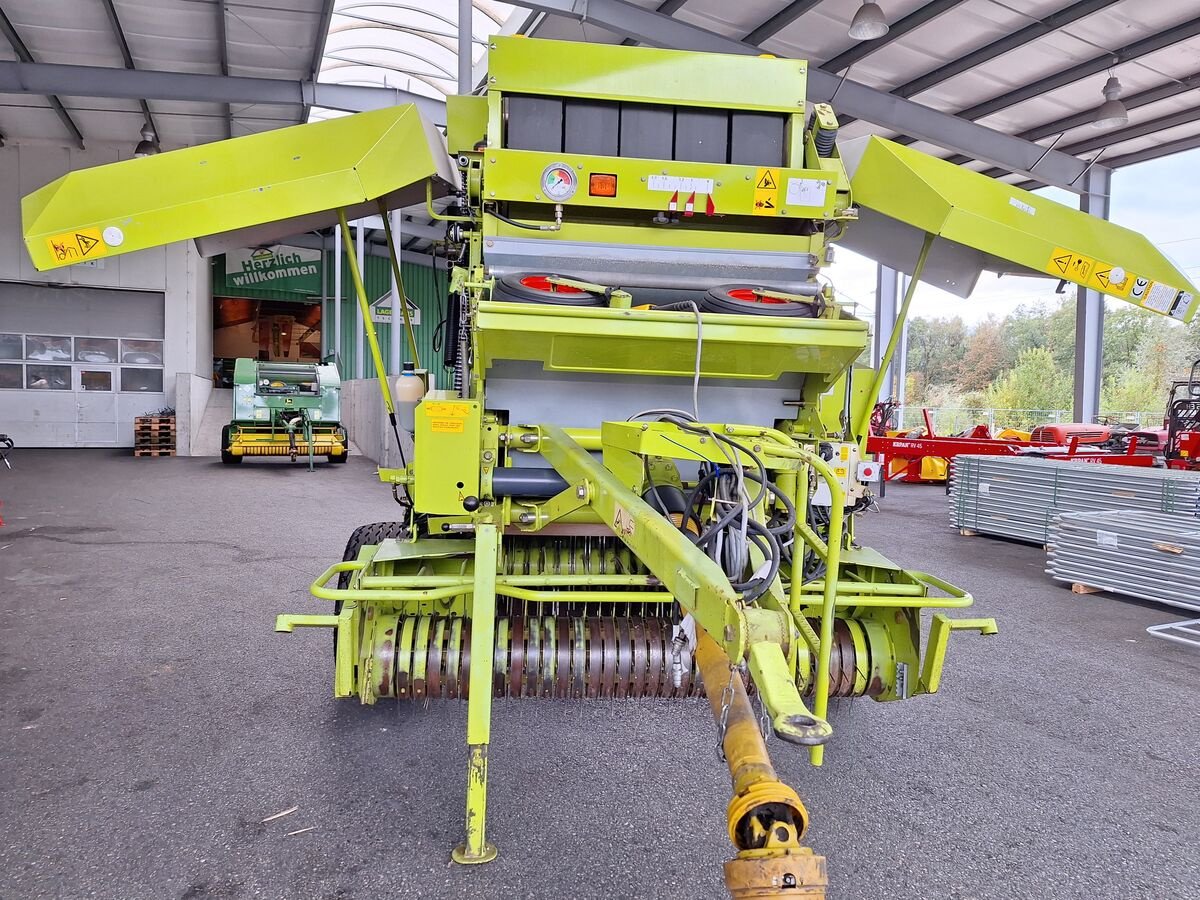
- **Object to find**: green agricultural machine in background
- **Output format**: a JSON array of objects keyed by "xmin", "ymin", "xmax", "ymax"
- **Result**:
[
  {"xmin": 21, "ymin": 35, "xmax": 1198, "ymax": 899},
  {"xmin": 223, "ymin": 358, "xmax": 348, "ymax": 468}
]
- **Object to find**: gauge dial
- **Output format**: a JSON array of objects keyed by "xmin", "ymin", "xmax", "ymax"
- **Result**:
[{"xmin": 541, "ymin": 163, "xmax": 578, "ymax": 202}]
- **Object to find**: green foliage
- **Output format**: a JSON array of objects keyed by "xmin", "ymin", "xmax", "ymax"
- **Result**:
[{"xmin": 902, "ymin": 299, "xmax": 1200, "ymax": 423}]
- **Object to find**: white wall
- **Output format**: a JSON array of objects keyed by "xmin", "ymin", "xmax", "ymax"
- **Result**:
[
  {"xmin": 341, "ymin": 377, "xmax": 411, "ymax": 467},
  {"xmin": 0, "ymin": 141, "xmax": 212, "ymax": 446}
]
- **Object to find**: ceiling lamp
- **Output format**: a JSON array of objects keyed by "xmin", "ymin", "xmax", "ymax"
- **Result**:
[
  {"xmin": 1092, "ymin": 75, "xmax": 1129, "ymax": 129},
  {"xmin": 849, "ymin": 1, "xmax": 889, "ymax": 41},
  {"xmin": 133, "ymin": 122, "xmax": 160, "ymax": 157}
]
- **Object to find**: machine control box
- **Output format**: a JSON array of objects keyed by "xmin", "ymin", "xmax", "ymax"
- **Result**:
[{"xmin": 413, "ymin": 391, "xmax": 482, "ymax": 514}]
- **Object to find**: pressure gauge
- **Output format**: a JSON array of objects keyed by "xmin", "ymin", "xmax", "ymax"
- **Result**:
[{"xmin": 540, "ymin": 163, "xmax": 578, "ymax": 202}]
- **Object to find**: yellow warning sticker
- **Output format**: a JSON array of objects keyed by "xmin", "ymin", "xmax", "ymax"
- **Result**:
[
  {"xmin": 1047, "ymin": 246, "xmax": 1095, "ymax": 284},
  {"xmin": 429, "ymin": 418, "xmax": 466, "ymax": 434},
  {"xmin": 1086, "ymin": 263, "xmax": 1133, "ymax": 297},
  {"xmin": 424, "ymin": 402, "xmax": 470, "ymax": 419},
  {"xmin": 44, "ymin": 227, "xmax": 106, "ymax": 264},
  {"xmin": 753, "ymin": 167, "xmax": 781, "ymax": 216}
]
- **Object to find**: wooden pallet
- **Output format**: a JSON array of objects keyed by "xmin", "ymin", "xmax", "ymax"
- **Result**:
[
  {"xmin": 133, "ymin": 447, "xmax": 175, "ymax": 457},
  {"xmin": 1071, "ymin": 583, "xmax": 1104, "ymax": 595},
  {"xmin": 135, "ymin": 415, "xmax": 175, "ymax": 426}
]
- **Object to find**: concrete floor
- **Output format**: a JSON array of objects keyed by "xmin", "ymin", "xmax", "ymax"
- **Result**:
[{"xmin": 2, "ymin": 450, "xmax": 1198, "ymax": 900}]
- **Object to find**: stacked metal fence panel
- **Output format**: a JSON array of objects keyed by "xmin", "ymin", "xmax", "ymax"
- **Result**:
[
  {"xmin": 1047, "ymin": 510, "xmax": 1200, "ymax": 613},
  {"xmin": 948, "ymin": 456, "xmax": 1200, "ymax": 544}
]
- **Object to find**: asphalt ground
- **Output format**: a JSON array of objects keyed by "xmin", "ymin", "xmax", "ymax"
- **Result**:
[{"xmin": 1, "ymin": 450, "xmax": 1198, "ymax": 899}]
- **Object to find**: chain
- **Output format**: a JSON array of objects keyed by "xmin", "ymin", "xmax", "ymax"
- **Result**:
[
  {"xmin": 717, "ymin": 665, "xmax": 736, "ymax": 761},
  {"xmin": 757, "ymin": 689, "xmax": 771, "ymax": 742}
]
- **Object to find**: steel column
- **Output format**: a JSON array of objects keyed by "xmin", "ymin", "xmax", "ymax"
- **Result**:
[
  {"xmin": 388, "ymin": 209, "xmax": 403, "ymax": 375},
  {"xmin": 458, "ymin": 0, "xmax": 473, "ymax": 95},
  {"xmin": 334, "ymin": 224, "xmax": 343, "ymax": 368},
  {"xmin": 1074, "ymin": 166, "xmax": 1109, "ymax": 423},
  {"xmin": 873, "ymin": 265, "xmax": 900, "ymax": 399},
  {"xmin": 355, "ymin": 221, "xmax": 366, "ymax": 379}
]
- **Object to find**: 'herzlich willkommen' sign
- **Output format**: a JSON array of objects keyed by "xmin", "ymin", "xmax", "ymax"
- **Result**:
[{"xmin": 219, "ymin": 245, "xmax": 322, "ymax": 296}]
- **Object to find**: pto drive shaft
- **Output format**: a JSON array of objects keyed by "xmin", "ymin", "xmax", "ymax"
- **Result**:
[{"xmin": 694, "ymin": 629, "xmax": 828, "ymax": 898}]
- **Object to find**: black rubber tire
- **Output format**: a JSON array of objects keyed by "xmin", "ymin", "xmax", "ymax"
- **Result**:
[
  {"xmin": 329, "ymin": 452, "xmax": 349, "ymax": 463},
  {"xmin": 220, "ymin": 425, "xmax": 242, "ymax": 464},
  {"xmin": 492, "ymin": 273, "xmax": 607, "ymax": 307},
  {"xmin": 702, "ymin": 285, "xmax": 821, "ymax": 318},
  {"xmin": 334, "ymin": 522, "xmax": 409, "ymax": 652}
]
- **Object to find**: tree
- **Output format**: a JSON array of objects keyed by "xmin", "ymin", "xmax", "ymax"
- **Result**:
[
  {"xmin": 956, "ymin": 316, "xmax": 1009, "ymax": 392},
  {"xmin": 983, "ymin": 348, "xmax": 1073, "ymax": 428}
]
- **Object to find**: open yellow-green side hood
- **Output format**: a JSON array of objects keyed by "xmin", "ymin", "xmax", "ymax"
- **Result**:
[
  {"xmin": 22, "ymin": 105, "xmax": 457, "ymax": 271},
  {"xmin": 839, "ymin": 136, "xmax": 1198, "ymax": 323}
]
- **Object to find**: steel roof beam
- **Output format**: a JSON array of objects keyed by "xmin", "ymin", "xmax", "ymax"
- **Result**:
[
  {"xmin": 975, "ymin": 104, "xmax": 1200, "ymax": 178},
  {"xmin": 1098, "ymin": 131, "xmax": 1200, "ymax": 170},
  {"xmin": 893, "ymin": 0, "xmax": 1119, "ymax": 101},
  {"xmin": 1010, "ymin": 70, "xmax": 1200, "ymax": 145},
  {"xmin": 954, "ymin": 13, "xmax": 1200, "ymax": 123},
  {"xmin": 513, "ymin": 0, "xmax": 1101, "ymax": 191},
  {"xmin": 622, "ymin": 0, "xmax": 689, "ymax": 45},
  {"xmin": 0, "ymin": 6, "xmax": 84, "ymax": 148},
  {"xmin": 99, "ymin": 0, "xmax": 157, "ymax": 140},
  {"xmin": 743, "ymin": 0, "xmax": 824, "ymax": 46},
  {"xmin": 819, "ymin": 0, "xmax": 967, "ymax": 73},
  {"xmin": 0, "ymin": 60, "xmax": 447, "ymax": 124}
]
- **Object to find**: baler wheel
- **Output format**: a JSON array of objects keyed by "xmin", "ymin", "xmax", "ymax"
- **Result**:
[
  {"xmin": 333, "ymin": 521, "xmax": 409, "ymax": 651},
  {"xmin": 703, "ymin": 285, "xmax": 821, "ymax": 318},
  {"xmin": 220, "ymin": 425, "xmax": 242, "ymax": 465},
  {"xmin": 493, "ymin": 273, "xmax": 607, "ymax": 307}
]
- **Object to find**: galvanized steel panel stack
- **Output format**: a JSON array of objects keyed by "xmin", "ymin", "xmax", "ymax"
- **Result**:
[
  {"xmin": 1047, "ymin": 510, "xmax": 1200, "ymax": 613},
  {"xmin": 948, "ymin": 456, "xmax": 1200, "ymax": 544}
]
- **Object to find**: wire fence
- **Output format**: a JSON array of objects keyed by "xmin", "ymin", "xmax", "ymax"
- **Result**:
[{"xmin": 892, "ymin": 407, "xmax": 1165, "ymax": 434}]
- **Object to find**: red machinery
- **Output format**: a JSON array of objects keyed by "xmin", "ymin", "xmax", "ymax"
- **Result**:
[
  {"xmin": 1165, "ymin": 361, "xmax": 1200, "ymax": 470},
  {"xmin": 866, "ymin": 405, "xmax": 1154, "ymax": 492}
]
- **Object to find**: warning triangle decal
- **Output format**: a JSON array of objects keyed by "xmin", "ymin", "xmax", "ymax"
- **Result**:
[
  {"xmin": 1052, "ymin": 253, "xmax": 1071, "ymax": 275},
  {"xmin": 756, "ymin": 172, "xmax": 777, "ymax": 190},
  {"xmin": 76, "ymin": 233, "xmax": 100, "ymax": 255}
]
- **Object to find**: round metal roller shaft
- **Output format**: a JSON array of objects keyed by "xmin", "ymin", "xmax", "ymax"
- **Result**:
[{"xmin": 370, "ymin": 615, "xmax": 701, "ymax": 701}]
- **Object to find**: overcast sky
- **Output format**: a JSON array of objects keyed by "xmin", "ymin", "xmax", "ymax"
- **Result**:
[{"xmin": 830, "ymin": 147, "xmax": 1200, "ymax": 329}]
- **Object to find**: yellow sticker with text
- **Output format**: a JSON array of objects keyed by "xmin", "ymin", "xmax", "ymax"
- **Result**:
[
  {"xmin": 1086, "ymin": 263, "xmax": 1133, "ymax": 297},
  {"xmin": 430, "ymin": 419, "xmax": 466, "ymax": 434},
  {"xmin": 753, "ymin": 167, "xmax": 780, "ymax": 216},
  {"xmin": 424, "ymin": 402, "xmax": 470, "ymax": 419},
  {"xmin": 44, "ymin": 227, "xmax": 106, "ymax": 264},
  {"xmin": 1047, "ymin": 246, "xmax": 1095, "ymax": 284}
]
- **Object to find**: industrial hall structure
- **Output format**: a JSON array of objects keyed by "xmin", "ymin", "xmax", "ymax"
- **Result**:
[{"xmin": 2, "ymin": 2, "xmax": 1198, "ymax": 898}]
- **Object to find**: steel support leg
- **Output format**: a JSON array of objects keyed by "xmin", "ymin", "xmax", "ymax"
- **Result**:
[{"xmin": 452, "ymin": 522, "xmax": 500, "ymax": 864}]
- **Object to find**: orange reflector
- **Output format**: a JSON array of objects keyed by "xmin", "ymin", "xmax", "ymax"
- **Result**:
[{"xmin": 589, "ymin": 173, "xmax": 617, "ymax": 197}]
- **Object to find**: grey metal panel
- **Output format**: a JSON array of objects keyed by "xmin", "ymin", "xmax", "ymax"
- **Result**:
[
  {"xmin": 619, "ymin": 103, "xmax": 674, "ymax": 160},
  {"xmin": 674, "ymin": 108, "xmax": 727, "ymax": 164},
  {"xmin": 0, "ymin": 9, "xmax": 84, "ymax": 148},
  {"xmin": 485, "ymin": 360, "xmax": 806, "ymax": 432},
  {"xmin": 956, "ymin": 15, "xmax": 1200, "ymax": 124},
  {"xmin": 948, "ymin": 456, "xmax": 1200, "ymax": 545},
  {"xmin": 483, "ymin": 236, "xmax": 818, "ymax": 291},
  {"xmin": 506, "ymin": 95, "xmax": 563, "ymax": 152},
  {"xmin": 564, "ymin": 99, "xmax": 619, "ymax": 157},
  {"xmin": 832, "ymin": 207, "xmax": 988, "ymax": 299},
  {"xmin": 513, "ymin": 0, "xmax": 1102, "ymax": 192},
  {"xmin": 729, "ymin": 112, "xmax": 784, "ymax": 168},
  {"xmin": 0, "ymin": 282, "xmax": 164, "ymax": 337},
  {"xmin": 889, "ymin": 0, "xmax": 1121, "ymax": 102},
  {"xmin": 1047, "ymin": 510, "xmax": 1200, "ymax": 613},
  {"xmin": 743, "ymin": 0, "xmax": 824, "ymax": 45},
  {"xmin": 0, "ymin": 61, "xmax": 442, "ymax": 121},
  {"xmin": 819, "ymin": 0, "xmax": 968, "ymax": 75}
]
